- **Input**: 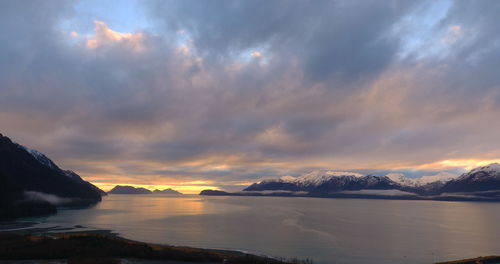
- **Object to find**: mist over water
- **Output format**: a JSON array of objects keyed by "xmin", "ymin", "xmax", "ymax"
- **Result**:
[{"xmin": 31, "ymin": 195, "xmax": 500, "ymax": 264}]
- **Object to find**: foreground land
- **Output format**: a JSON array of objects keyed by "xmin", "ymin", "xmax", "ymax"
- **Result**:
[
  {"xmin": 0, "ymin": 232, "xmax": 308, "ymax": 264},
  {"xmin": 436, "ymin": 256, "xmax": 500, "ymax": 264},
  {"xmin": 1, "ymin": 230, "xmax": 499, "ymax": 264}
]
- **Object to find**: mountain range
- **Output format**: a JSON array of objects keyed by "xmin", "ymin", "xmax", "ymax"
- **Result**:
[
  {"xmin": 201, "ymin": 165, "xmax": 500, "ymax": 201},
  {"xmin": 0, "ymin": 133, "xmax": 105, "ymax": 220},
  {"xmin": 108, "ymin": 185, "xmax": 182, "ymax": 195},
  {"xmin": 3, "ymin": 130, "xmax": 500, "ymax": 221}
]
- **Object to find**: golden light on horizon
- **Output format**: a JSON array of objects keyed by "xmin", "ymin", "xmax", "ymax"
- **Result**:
[
  {"xmin": 68, "ymin": 148, "xmax": 500, "ymax": 195},
  {"xmin": 414, "ymin": 159, "xmax": 500, "ymax": 171},
  {"xmin": 93, "ymin": 182, "xmax": 221, "ymax": 195}
]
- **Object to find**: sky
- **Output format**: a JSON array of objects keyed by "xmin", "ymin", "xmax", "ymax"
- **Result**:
[{"xmin": 1, "ymin": 0, "xmax": 500, "ymax": 193}]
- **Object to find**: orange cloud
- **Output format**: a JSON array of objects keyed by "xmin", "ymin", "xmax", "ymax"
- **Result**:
[
  {"xmin": 251, "ymin": 51, "xmax": 262, "ymax": 58},
  {"xmin": 413, "ymin": 159, "xmax": 500, "ymax": 171},
  {"xmin": 86, "ymin": 21, "xmax": 144, "ymax": 51}
]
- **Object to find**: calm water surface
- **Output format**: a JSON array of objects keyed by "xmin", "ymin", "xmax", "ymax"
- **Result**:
[{"xmin": 29, "ymin": 195, "xmax": 500, "ymax": 264}]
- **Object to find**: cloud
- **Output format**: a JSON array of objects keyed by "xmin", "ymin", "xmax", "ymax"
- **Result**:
[
  {"xmin": 24, "ymin": 191, "xmax": 72, "ymax": 205},
  {"xmin": 1, "ymin": 1, "xmax": 500, "ymax": 191},
  {"xmin": 86, "ymin": 20, "xmax": 144, "ymax": 51},
  {"xmin": 148, "ymin": 0, "xmax": 417, "ymax": 83},
  {"xmin": 250, "ymin": 51, "xmax": 262, "ymax": 59}
]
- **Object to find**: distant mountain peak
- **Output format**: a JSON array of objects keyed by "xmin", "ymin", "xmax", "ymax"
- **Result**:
[
  {"xmin": 278, "ymin": 170, "xmax": 364, "ymax": 187},
  {"xmin": 108, "ymin": 185, "xmax": 152, "ymax": 194},
  {"xmin": 457, "ymin": 163, "xmax": 500, "ymax": 181},
  {"xmin": 466, "ymin": 163, "xmax": 500, "ymax": 174},
  {"xmin": 437, "ymin": 163, "xmax": 500, "ymax": 193},
  {"xmin": 387, "ymin": 172, "xmax": 458, "ymax": 187},
  {"xmin": 153, "ymin": 188, "xmax": 182, "ymax": 195},
  {"xmin": 245, "ymin": 169, "xmax": 466, "ymax": 195},
  {"xmin": 386, "ymin": 173, "xmax": 418, "ymax": 187},
  {"xmin": 245, "ymin": 170, "xmax": 396, "ymax": 193}
]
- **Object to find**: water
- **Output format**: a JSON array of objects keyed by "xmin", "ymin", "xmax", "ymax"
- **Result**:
[{"xmin": 27, "ymin": 195, "xmax": 500, "ymax": 264}]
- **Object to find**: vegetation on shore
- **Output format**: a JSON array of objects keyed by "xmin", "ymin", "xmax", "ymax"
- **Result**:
[
  {"xmin": 435, "ymin": 256, "xmax": 500, "ymax": 264},
  {"xmin": 0, "ymin": 232, "xmax": 312, "ymax": 264}
]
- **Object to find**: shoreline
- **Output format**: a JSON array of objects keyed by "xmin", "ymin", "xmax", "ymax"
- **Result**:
[
  {"xmin": 0, "ymin": 222, "xmax": 272, "ymax": 258},
  {"xmin": 2, "ymin": 221, "xmax": 499, "ymax": 264},
  {"xmin": 435, "ymin": 256, "xmax": 500, "ymax": 264},
  {"xmin": 0, "ymin": 224, "xmax": 303, "ymax": 264},
  {"xmin": 199, "ymin": 190, "xmax": 500, "ymax": 202}
]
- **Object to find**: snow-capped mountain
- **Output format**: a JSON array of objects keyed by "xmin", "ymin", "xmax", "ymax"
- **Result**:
[
  {"xmin": 245, "ymin": 170, "xmax": 361, "ymax": 192},
  {"xmin": 440, "ymin": 163, "xmax": 500, "ymax": 193},
  {"xmin": 204, "ymin": 164, "xmax": 500, "ymax": 200},
  {"xmin": 458, "ymin": 163, "xmax": 500, "ymax": 181},
  {"xmin": 14, "ymin": 143, "xmax": 107, "ymax": 196},
  {"xmin": 280, "ymin": 170, "xmax": 364, "ymax": 187},
  {"xmin": 387, "ymin": 172, "xmax": 458, "ymax": 187},
  {"xmin": 244, "ymin": 170, "xmax": 398, "ymax": 193},
  {"xmin": 18, "ymin": 144, "xmax": 58, "ymax": 170},
  {"xmin": 419, "ymin": 172, "xmax": 459, "ymax": 184},
  {"xmin": 17, "ymin": 143, "xmax": 78, "ymax": 178},
  {"xmin": 0, "ymin": 133, "xmax": 105, "ymax": 220},
  {"xmin": 244, "ymin": 170, "xmax": 460, "ymax": 195},
  {"xmin": 386, "ymin": 173, "xmax": 419, "ymax": 187}
]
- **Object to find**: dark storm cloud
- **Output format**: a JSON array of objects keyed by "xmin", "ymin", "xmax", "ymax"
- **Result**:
[
  {"xmin": 438, "ymin": 1, "xmax": 500, "ymax": 99},
  {"xmin": 2, "ymin": 0, "xmax": 500, "ymax": 190},
  {"xmin": 149, "ymin": 0, "xmax": 416, "ymax": 83}
]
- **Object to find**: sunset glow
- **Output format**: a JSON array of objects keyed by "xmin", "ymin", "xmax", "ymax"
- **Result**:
[{"xmin": 2, "ymin": 1, "xmax": 500, "ymax": 192}]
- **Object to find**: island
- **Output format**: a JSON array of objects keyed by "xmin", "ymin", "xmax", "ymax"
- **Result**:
[
  {"xmin": 108, "ymin": 185, "xmax": 183, "ymax": 195},
  {"xmin": 153, "ymin": 188, "xmax": 183, "ymax": 195},
  {"xmin": 108, "ymin": 185, "xmax": 153, "ymax": 194},
  {"xmin": 199, "ymin": 190, "xmax": 230, "ymax": 196}
]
